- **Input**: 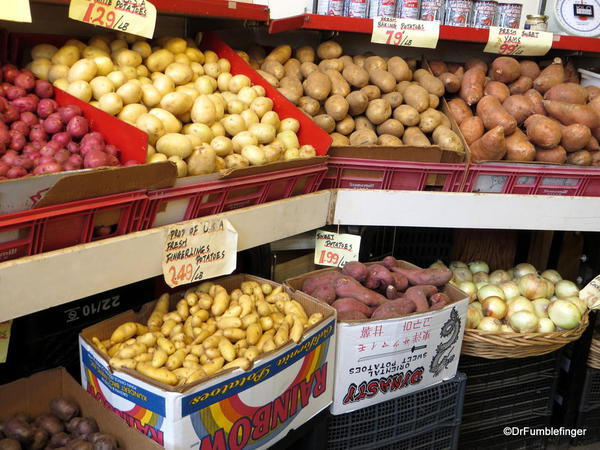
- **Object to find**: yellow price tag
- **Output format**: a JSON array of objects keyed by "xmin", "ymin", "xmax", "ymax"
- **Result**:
[
  {"xmin": 0, "ymin": 0, "xmax": 32, "ymax": 23},
  {"xmin": 69, "ymin": 0, "xmax": 157, "ymax": 39},
  {"xmin": 0, "ymin": 321, "xmax": 12, "ymax": 363},
  {"xmin": 371, "ymin": 16, "xmax": 440, "ymax": 49},
  {"xmin": 484, "ymin": 26, "xmax": 553, "ymax": 57}
]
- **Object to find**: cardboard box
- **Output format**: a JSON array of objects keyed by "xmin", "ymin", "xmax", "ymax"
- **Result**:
[
  {"xmin": 79, "ymin": 275, "xmax": 336, "ymax": 450},
  {"xmin": 0, "ymin": 367, "xmax": 162, "ymax": 449},
  {"xmin": 286, "ymin": 261, "xmax": 469, "ymax": 415}
]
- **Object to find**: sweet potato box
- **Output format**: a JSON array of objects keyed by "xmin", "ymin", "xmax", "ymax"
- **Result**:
[
  {"xmin": 286, "ymin": 260, "xmax": 469, "ymax": 415},
  {"xmin": 79, "ymin": 275, "xmax": 336, "ymax": 450}
]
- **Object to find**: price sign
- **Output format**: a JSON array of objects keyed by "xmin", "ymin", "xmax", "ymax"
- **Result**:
[
  {"xmin": 0, "ymin": 0, "xmax": 32, "ymax": 22},
  {"xmin": 161, "ymin": 218, "xmax": 238, "ymax": 288},
  {"xmin": 69, "ymin": 0, "xmax": 157, "ymax": 39},
  {"xmin": 371, "ymin": 16, "xmax": 440, "ymax": 49},
  {"xmin": 314, "ymin": 230, "xmax": 361, "ymax": 268},
  {"xmin": 484, "ymin": 27, "xmax": 553, "ymax": 56},
  {"xmin": 580, "ymin": 274, "xmax": 600, "ymax": 310}
]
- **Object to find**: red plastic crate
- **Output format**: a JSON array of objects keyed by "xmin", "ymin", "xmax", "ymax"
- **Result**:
[
  {"xmin": 320, "ymin": 158, "xmax": 466, "ymax": 192},
  {"xmin": 0, "ymin": 191, "xmax": 147, "ymax": 263},
  {"xmin": 139, "ymin": 164, "xmax": 327, "ymax": 229},
  {"xmin": 463, "ymin": 163, "xmax": 600, "ymax": 196}
]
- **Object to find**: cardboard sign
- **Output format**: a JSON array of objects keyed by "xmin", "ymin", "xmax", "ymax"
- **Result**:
[
  {"xmin": 162, "ymin": 218, "xmax": 238, "ymax": 288},
  {"xmin": 0, "ymin": 321, "xmax": 12, "ymax": 363},
  {"xmin": 484, "ymin": 26, "xmax": 553, "ymax": 56},
  {"xmin": 371, "ymin": 16, "xmax": 440, "ymax": 49},
  {"xmin": 0, "ymin": 0, "xmax": 32, "ymax": 22},
  {"xmin": 580, "ymin": 274, "xmax": 600, "ymax": 310},
  {"xmin": 314, "ymin": 230, "xmax": 361, "ymax": 268},
  {"xmin": 69, "ymin": 0, "xmax": 157, "ymax": 39}
]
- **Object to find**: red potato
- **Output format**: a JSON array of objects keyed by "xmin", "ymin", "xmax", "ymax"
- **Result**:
[
  {"xmin": 535, "ymin": 145, "xmax": 567, "ymax": 163},
  {"xmin": 332, "ymin": 297, "xmax": 374, "ymax": 317},
  {"xmin": 525, "ymin": 89, "xmax": 546, "ymax": 116},
  {"xmin": 484, "ymin": 81, "xmax": 511, "ymax": 103},
  {"xmin": 447, "ymin": 98, "xmax": 473, "ymax": 125},
  {"xmin": 460, "ymin": 116, "xmax": 485, "ymax": 145},
  {"xmin": 544, "ymin": 83, "xmax": 588, "ymax": 104},
  {"xmin": 338, "ymin": 310, "xmax": 368, "ymax": 321},
  {"xmin": 525, "ymin": 114, "xmax": 563, "ymax": 149},
  {"xmin": 503, "ymin": 95, "xmax": 534, "ymax": 124},
  {"xmin": 561, "ymin": 124, "xmax": 592, "ymax": 152},
  {"xmin": 301, "ymin": 271, "xmax": 342, "ymax": 295},
  {"xmin": 491, "ymin": 56, "xmax": 521, "ymax": 84},
  {"xmin": 509, "ymin": 76, "xmax": 533, "ymax": 95},
  {"xmin": 543, "ymin": 100, "xmax": 600, "ymax": 129},
  {"xmin": 334, "ymin": 276, "xmax": 387, "ymax": 307},
  {"xmin": 371, "ymin": 299, "xmax": 416, "ymax": 319},
  {"xmin": 534, "ymin": 58, "xmax": 565, "ymax": 94},
  {"xmin": 519, "ymin": 60, "xmax": 541, "ymax": 80},
  {"xmin": 470, "ymin": 126, "xmax": 507, "ymax": 161},
  {"xmin": 460, "ymin": 68, "xmax": 486, "ymax": 105},
  {"xmin": 342, "ymin": 261, "xmax": 368, "ymax": 282},
  {"xmin": 476, "ymin": 95, "xmax": 517, "ymax": 134},
  {"xmin": 505, "ymin": 128, "xmax": 536, "ymax": 162}
]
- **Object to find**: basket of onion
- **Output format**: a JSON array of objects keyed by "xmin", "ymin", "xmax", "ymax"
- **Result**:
[{"xmin": 433, "ymin": 260, "xmax": 592, "ymax": 359}]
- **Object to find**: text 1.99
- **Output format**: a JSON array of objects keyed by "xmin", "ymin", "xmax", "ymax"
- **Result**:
[{"xmin": 317, "ymin": 250, "xmax": 346, "ymax": 268}]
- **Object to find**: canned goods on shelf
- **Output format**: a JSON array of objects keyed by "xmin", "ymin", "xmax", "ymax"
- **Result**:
[
  {"xmin": 524, "ymin": 14, "xmax": 548, "ymax": 31},
  {"xmin": 369, "ymin": 0, "xmax": 397, "ymax": 18},
  {"xmin": 420, "ymin": 0, "xmax": 443, "ymax": 21},
  {"xmin": 445, "ymin": 0, "xmax": 473, "ymax": 26},
  {"xmin": 495, "ymin": 2, "xmax": 522, "ymax": 29},
  {"xmin": 472, "ymin": 0, "xmax": 497, "ymax": 28},
  {"xmin": 316, "ymin": 0, "xmax": 345, "ymax": 16},
  {"xmin": 346, "ymin": 0, "xmax": 369, "ymax": 17},
  {"xmin": 397, "ymin": 0, "xmax": 420, "ymax": 19}
]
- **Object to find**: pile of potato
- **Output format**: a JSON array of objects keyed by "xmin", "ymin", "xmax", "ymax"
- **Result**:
[
  {"xmin": 246, "ymin": 41, "xmax": 464, "ymax": 152},
  {"xmin": 437, "ymin": 56, "xmax": 600, "ymax": 166},
  {"xmin": 92, "ymin": 280, "xmax": 323, "ymax": 387},
  {"xmin": 27, "ymin": 34, "xmax": 316, "ymax": 178}
]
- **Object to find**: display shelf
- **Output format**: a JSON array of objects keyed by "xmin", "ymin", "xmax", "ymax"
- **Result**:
[
  {"xmin": 34, "ymin": 0, "xmax": 270, "ymax": 21},
  {"xmin": 268, "ymin": 14, "xmax": 600, "ymax": 54}
]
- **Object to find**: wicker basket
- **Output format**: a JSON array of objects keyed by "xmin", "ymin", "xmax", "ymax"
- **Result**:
[
  {"xmin": 461, "ymin": 312, "xmax": 590, "ymax": 359},
  {"xmin": 588, "ymin": 331, "xmax": 600, "ymax": 369}
]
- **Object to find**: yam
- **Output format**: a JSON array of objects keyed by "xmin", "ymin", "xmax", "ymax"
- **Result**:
[
  {"xmin": 301, "ymin": 271, "xmax": 342, "ymax": 294},
  {"xmin": 535, "ymin": 145, "xmax": 567, "ymax": 163},
  {"xmin": 334, "ymin": 276, "xmax": 387, "ymax": 306},
  {"xmin": 509, "ymin": 76, "xmax": 533, "ymax": 95},
  {"xmin": 342, "ymin": 261, "xmax": 368, "ymax": 282},
  {"xmin": 543, "ymin": 100, "xmax": 600, "ymax": 129},
  {"xmin": 428, "ymin": 60, "xmax": 448, "ymax": 77},
  {"xmin": 465, "ymin": 58, "xmax": 488, "ymax": 73},
  {"xmin": 544, "ymin": 83, "xmax": 587, "ymax": 104},
  {"xmin": 371, "ymin": 299, "xmax": 416, "ymax": 319},
  {"xmin": 338, "ymin": 310, "xmax": 368, "ymax": 321},
  {"xmin": 586, "ymin": 136, "xmax": 600, "ymax": 151},
  {"xmin": 591, "ymin": 151, "xmax": 600, "ymax": 166},
  {"xmin": 565, "ymin": 60, "xmax": 580, "ymax": 83},
  {"xmin": 519, "ymin": 60, "xmax": 541, "ymax": 80},
  {"xmin": 533, "ymin": 58, "xmax": 565, "ymax": 94},
  {"xmin": 586, "ymin": 86, "xmax": 600, "ymax": 101},
  {"xmin": 476, "ymin": 95, "xmax": 517, "ymax": 134},
  {"xmin": 439, "ymin": 72, "xmax": 461, "ymax": 94},
  {"xmin": 525, "ymin": 89, "xmax": 546, "ymax": 116},
  {"xmin": 525, "ymin": 114, "xmax": 562, "ymax": 149},
  {"xmin": 332, "ymin": 298, "xmax": 373, "ymax": 317},
  {"xmin": 460, "ymin": 116, "xmax": 484, "ymax": 145},
  {"xmin": 484, "ymin": 81, "xmax": 511, "ymax": 102},
  {"xmin": 505, "ymin": 128, "xmax": 535, "ymax": 161},
  {"xmin": 491, "ymin": 56, "xmax": 521, "ymax": 83},
  {"xmin": 567, "ymin": 150, "xmax": 592, "ymax": 166},
  {"xmin": 561, "ymin": 124, "xmax": 592, "ymax": 152},
  {"xmin": 447, "ymin": 98, "xmax": 473, "ymax": 125},
  {"xmin": 403, "ymin": 127, "xmax": 431, "ymax": 146},
  {"xmin": 502, "ymin": 95, "xmax": 534, "ymax": 124},
  {"xmin": 470, "ymin": 126, "xmax": 507, "ymax": 161},
  {"xmin": 460, "ymin": 67, "xmax": 486, "ymax": 105}
]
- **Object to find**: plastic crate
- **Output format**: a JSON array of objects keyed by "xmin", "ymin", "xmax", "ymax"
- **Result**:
[
  {"xmin": 320, "ymin": 158, "xmax": 465, "ymax": 191},
  {"xmin": 580, "ymin": 367, "xmax": 600, "ymax": 412},
  {"xmin": 463, "ymin": 163, "xmax": 600, "ymax": 196},
  {"xmin": 572, "ymin": 406, "xmax": 600, "ymax": 446},
  {"xmin": 139, "ymin": 164, "xmax": 326, "ymax": 229},
  {"xmin": 327, "ymin": 374, "xmax": 466, "ymax": 450},
  {"xmin": 0, "ymin": 191, "xmax": 146, "ymax": 262},
  {"xmin": 459, "ymin": 415, "xmax": 551, "ymax": 450}
]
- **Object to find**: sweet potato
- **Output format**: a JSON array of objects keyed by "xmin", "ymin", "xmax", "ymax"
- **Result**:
[
  {"xmin": 525, "ymin": 89, "xmax": 546, "ymax": 116},
  {"xmin": 565, "ymin": 60, "xmax": 579, "ymax": 83},
  {"xmin": 503, "ymin": 95, "xmax": 534, "ymax": 124},
  {"xmin": 334, "ymin": 276, "xmax": 387, "ymax": 306},
  {"xmin": 519, "ymin": 60, "xmax": 541, "ymax": 80},
  {"xmin": 429, "ymin": 60, "xmax": 448, "ymax": 77},
  {"xmin": 382, "ymin": 256, "xmax": 399, "ymax": 269},
  {"xmin": 448, "ymin": 62, "xmax": 464, "ymax": 74},
  {"xmin": 591, "ymin": 151, "xmax": 600, "ymax": 166},
  {"xmin": 567, "ymin": 150, "xmax": 592, "ymax": 166},
  {"xmin": 561, "ymin": 124, "xmax": 592, "ymax": 152},
  {"xmin": 365, "ymin": 264, "xmax": 395, "ymax": 290},
  {"xmin": 590, "ymin": 96, "xmax": 600, "ymax": 119},
  {"xmin": 586, "ymin": 136, "xmax": 600, "ymax": 151},
  {"xmin": 544, "ymin": 83, "xmax": 587, "ymax": 104},
  {"xmin": 469, "ymin": 126, "xmax": 507, "ymax": 161},
  {"xmin": 460, "ymin": 68, "xmax": 486, "ymax": 105},
  {"xmin": 543, "ymin": 100, "xmax": 600, "ymax": 129},
  {"xmin": 460, "ymin": 116, "xmax": 484, "ymax": 145},
  {"xmin": 439, "ymin": 72, "xmax": 461, "ymax": 94},
  {"xmin": 491, "ymin": 56, "xmax": 521, "ymax": 83},
  {"xmin": 587, "ymin": 86, "xmax": 600, "ymax": 101},
  {"xmin": 390, "ymin": 267, "xmax": 453, "ymax": 287},
  {"xmin": 505, "ymin": 128, "xmax": 535, "ymax": 161},
  {"xmin": 391, "ymin": 272, "xmax": 409, "ymax": 291},
  {"xmin": 430, "ymin": 292, "xmax": 450, "ymax": 310},
  {"xmin": 386, "ymin": 285, "xmax": 400, "ymax": 299},
  {"xmin": 311, "ymin": 284, "xmax": 336, "ymax": 304},
  {"xmin": 447, "ymin": 98, "xmax": 473, "ymax": 125},
  {"xmin": 535, "ymin": 145, "xmax": 567, "ymax": 163},
  {"xmin": 338, "ymin": 310, "xmax": 368, "ymax": 321},
  {"xmin": 509, "ymin": 76, "xmax": 533, "ymax": 95},
  {"xmin": 332, "ymin": 297, "xmax": 373, "ymax": 317},
  {"xmin": 301, "ymin": 271, "xmax": 342, "ymax": 295},
  {"xmin": 484, "ymin": 81, "xmax": 511, "ymax": 102},
  {"xmin": 525, "ymin": 114, "xmax": 562, "ymax": 149},
  {"xmin": 533, "ymin": 58, "xmax": 565, "ymax": 94},
  {"xmin": 465, "ymin": 58, "xmax": 488, "ymax": 73},
  {"xmin": 403, "ymin": 286, "xmax": 431, "ymax": 312},
  {"xmin": 476, "ymin": 95, "xmax": 517, "ymax": 134},
  {"xmin": 371, "ymin": 299, "xmax": 416, "ymax": 319},
  {"xmin": 342, "ymin": 261, "xmax": 368, "ymax": 282}
]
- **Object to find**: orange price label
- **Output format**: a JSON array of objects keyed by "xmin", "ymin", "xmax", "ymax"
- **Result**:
[
  {"xmin": 69, "ymin": 0, "xmax": 156, "ymax": 39},
  {"xmin": 371, "ymin": 16, "xmax": 440, "ymax": 49},
  {"xmin": 161, "ymin": 218, "xmax": 238, "ymax": 288},
  {"xmin": 314, "ymin": 230, "xmax": 361, "ymax": 269},
  {"xmin": 484, "ymin": 27, "xmax": 553, "ymax": 57},
  {"xmin": 0, "ymin": 0, "xmax": 32, "ymax": 22}
]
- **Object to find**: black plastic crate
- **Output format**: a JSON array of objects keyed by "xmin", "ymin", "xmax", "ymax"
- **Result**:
[
  {"xmin": 327, "ymin": 374, "xmax": 466, "ymax": 450},
  {"xmin": 572, "ymin": 406, "xmax": 600, "ymax": 446},
  {"xmin": 374, "ymin": 424, "xmax": 460, "ymax": 450},
  {"xmin": 460, "ymin": 415, "xmax": 551, "ymax": 450},
  {"xmin": 580, "ymin": 367, "xmax": 600, "ymax": 412}
]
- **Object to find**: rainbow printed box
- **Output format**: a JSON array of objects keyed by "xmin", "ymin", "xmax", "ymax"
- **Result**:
[{"xmin": 78, "ymin": 275, "xmax": 336, "ymax": 450}]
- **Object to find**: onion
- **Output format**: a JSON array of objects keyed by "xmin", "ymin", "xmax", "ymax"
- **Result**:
[
  {"xmin": 507, "ymin": 268, "xmax": 514, "ymax": 279},
  {"xmin": 518, "ymin": 274, "xmax": 548, "ymax": 300},
  {"xmin": 449, "ymin": 261, "xmax": 468, "ymax": 270},
  {"xmin": 429, "ymin": 260, "xmax": 447, "ymax": 269},
  {"xmin": 475, "ymin": 281, "xmax": 489, "ymax": 290},
  {"xmin": 473, "ymin": 272, "xmax": 489, "ymax": 283},
  {"xmin": 498, "ymin": 281, "xmax": 520, "ymax": 300},
  {"xmin": 537, "ymin": 318, "xmax": 556, "ymax": 333},
  {"xmin": 477, "ymin": 317, "xmax": 502, "ymax": 332},
  {"xmin": 477, "ymin": 284, "xmax": 505, "ymax": 302},
  {"xmin": 452, "ymin": 267, "xmax": 472, "ymax": 283},
  {"xmin": 548, "ymin": 300, "xmax": 582, "ymax": 330},
  {"xmin": 457, "ymin": 281, "xmax": 477, "ymax": 303},
  {"xmin": 555, "ymin": 280, "xmax": 579, "ymax": 299},
  {"xmin": 500, "ymin": 324, "xmax": 515, "ymax": 333},
  {"xmin": 471, "ymin": 302, "xmax": 483, "ymax": 312},
  {"xmin": 509, "ymin": 311, "xmax": 539, "ymax": 333},
  {"xmin": 544, "ymin": 279, "xmax": 555, "ymax": 298},
  {"xmin": 507, "ymin": 297, "xmax": 535, "ymax": 316},
  {"xmin": 531, "ymin": 298, "xmax": 551, "ymax": 318},
  {"xmin": 469, "ymin": 261, "xmax": 489, "ymax": 274},
  {"xmin": 466, "ymin": 306, "xmax": 483, "ymax": 329},
  {"xmin": 541, "ymin": 269, "xmax": 562, "ymax": 284},
  {"xmin": 489, "ymin": 269, "xmax": 511, "ymax": 284},
  {"xmin": 482, "ymin": 296, "xmax": 507, "ymax": 319},
  {"xmin": 513, "ymin": 263, "xmax": 537, "ymax": 279},
  {"xmin": 564, "ymin": 296, "xmax": 587, "ymax": 315}
]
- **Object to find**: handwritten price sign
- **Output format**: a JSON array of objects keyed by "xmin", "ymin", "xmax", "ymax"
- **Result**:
[
  {"xmin": 0, "ymin": 0, "xmax": 32, "ymax": 22},
  {"xmin": 161, "ymin": 218, "xmax": 238, "ymax": 288},
  {"xmin": 371, "ymin": 16, "xmax": 440, "ymax": 49},
  {"xmin": 484, "ymin": 27, "xmax": 553, "ymax": 56},
  {"xmin": 314, "ymin": 230, "xmax": 361, "ymax": 269},
  {"xmin": 69, "ymin": 0, "xmax": 157, "ymax": 39}
]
